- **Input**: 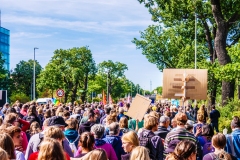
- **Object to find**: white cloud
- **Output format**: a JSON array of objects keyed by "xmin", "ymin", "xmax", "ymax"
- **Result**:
[{"xmin": 11, "ymin": 32, "xmax": 52, "ymax": 39}]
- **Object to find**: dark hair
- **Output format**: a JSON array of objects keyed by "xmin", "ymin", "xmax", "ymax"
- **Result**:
[
  {"xmin": 231, "ymin": 116, "xmax": 240, "ymax": 128},
  {"xmin": 167, "ymin": 140, "xmax": 196, "ymax": 160},
  {"xmin": 44, "ymin": 109, "xmax": 52, "ymax": 119},
  {"xmin": 104, "ymin": 107, "xmax": 111, "ymax": 115},
  {"xmin": 79, "ymin": 132, "xmax": 95, "ymax": 151},
  {"xmin": 6, "ymin": 107, "xmax": 16, "ymax": 114},
  {"xmin": 202, "ymin": 124, "xmax": 214, "ymax": 138},
  {"xmin": 28, "ymin": 105, "xmax": 37, "ymax": 116},
  {"xmin": 212, "ymin": 133, "xmax": 232, "ymax": 159},
  {"xmin": 109, "ymin": 122, "xmax": 120, "ymax": 135},
  {"xmin": 185, "ymin": 124, "xmax": 193, "ymax": 131},
  {"xmin": 63, "ymin": 110, "xmax": 70, "ymax": 117},
  {"xmin": 17, "ymin": 103, "xmax": 23, "ymax": 109},
  {"xmin": 211, "ymin": 105, "xmax": 216, "ymax": 109},
  {"xmin": 88, "ymin": 110, "xmax": 95, "ymax": 119},
  {"xmin": 212, "ymin": 133, "xmax": 226, "ymax": 149}
]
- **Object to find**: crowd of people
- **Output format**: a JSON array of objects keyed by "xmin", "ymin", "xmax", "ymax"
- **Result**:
[{"xmin": 0, "ymin": 100, "xmax": 239, "ymax": 160}]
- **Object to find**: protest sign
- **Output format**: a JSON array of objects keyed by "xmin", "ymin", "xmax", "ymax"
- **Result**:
[{"xmin": 126, "ymin": 94, "xmax": 151, "ymax": 121}]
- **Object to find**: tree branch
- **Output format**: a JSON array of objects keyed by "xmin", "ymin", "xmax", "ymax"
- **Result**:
[
  {"xmin": 227, "ymin": 12, "xmax": 240, "ymax": 28},
  {"xmin": 211, "ymin": 0, "xmax": 225, "ymax": 23}
]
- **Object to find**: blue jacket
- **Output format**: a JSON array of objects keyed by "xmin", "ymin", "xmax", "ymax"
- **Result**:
[
  {"xmin": 225, "ymin": 129, "xmax": 240, "ymax": 159},
  {"xmin": 103, "ymin": 135, "xmax": 125, "ymax": 160},
  {"xmin": 64, "ymin": 129, "xmax": 80, "ymax": 147}
]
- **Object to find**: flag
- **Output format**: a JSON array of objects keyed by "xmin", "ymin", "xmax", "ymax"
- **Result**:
[
  {"xmin": 109, "ymin": 94, "xmax": 113, "ymax": 104},
  {"xmin": 102, "ymin": 90, "xmax": 106, "ymax": 105},
  {"xmin": 127, "ymin": 93, "xmax": 130, "ymax": 103}
]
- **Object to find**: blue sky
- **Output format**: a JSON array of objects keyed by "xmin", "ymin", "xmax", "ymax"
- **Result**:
[{"xmin": 1, "ymin": 0, "xmax": 163, "ymax": 91}]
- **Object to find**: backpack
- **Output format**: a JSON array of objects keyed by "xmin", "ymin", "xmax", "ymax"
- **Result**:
[
  {"xmin": 202, "ymin": 137, "xmax": 215, "ymax": 155},
  {"xmin": 139, "ymin": 131, "xmax": 160, "ymax": 159},
  {"xmin": 208, "ymin": 152, "xmax": 228, "ymax": 160},
  {"xmin": 66, "ymin": 135, "xmax": 79, "ymax": 155}
]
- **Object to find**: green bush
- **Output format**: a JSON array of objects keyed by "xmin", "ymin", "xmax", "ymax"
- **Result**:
[
  {"xmin": 217, "ymin": 99, "xmax": 240, "ymax": 134},
  {"xmin": 93, "ymin": 97, "xmax": 101, "ymax": 102},
  {"xmin": 10, "ymin": 92, "xmax": 30, "ymax": 104}
]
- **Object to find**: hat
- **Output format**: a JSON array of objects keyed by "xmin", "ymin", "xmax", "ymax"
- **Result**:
[
  {"xmin": 165, "ymin": 140, "xmax": 180, "ymax": 153},
  {"xmin": 186, "ymin": 120, "xmax": 194, "ymax": 127},
  {"xmin": 159, "ymin": 116, "xmax": 170, "ymax": 123},
  {"xmin": 48, "ymin": 116, "xmax": 68, "ymax": 127}
]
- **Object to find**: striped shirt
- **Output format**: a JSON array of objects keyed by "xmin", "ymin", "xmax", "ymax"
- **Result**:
[{"xmin": 164, "ymin": 127, "xmax": 197, "ymax": 153}]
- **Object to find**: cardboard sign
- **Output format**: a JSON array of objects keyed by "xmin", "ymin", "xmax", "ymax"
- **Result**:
[
  {"xmin": 126, "ymin": 94, "xmax": 151, "ymax": 121},
  {"xmin": 162, "ymin": 69, "xmax": 207, "ymax": 100}
]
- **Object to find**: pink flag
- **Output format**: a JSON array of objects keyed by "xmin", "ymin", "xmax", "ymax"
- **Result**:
[
  {"xmin": 109, "ymin": 94, "xmax": 113, "ymax": 104},
  {"xmin": 127, "ymin": 93, "xmax": 130, "ymax": 103}
]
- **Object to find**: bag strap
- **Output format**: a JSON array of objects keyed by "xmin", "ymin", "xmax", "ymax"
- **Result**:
[
  {"xmin": 66, "ymin": 135, "xmax": 80, "ymax": 144},
  {"xmin": 72, "ymin": 135, "xmax": 80, "ymax": 143},
  {"xmin": 209, "ymin": 153, "xmax": 216, "ymax": 159}
]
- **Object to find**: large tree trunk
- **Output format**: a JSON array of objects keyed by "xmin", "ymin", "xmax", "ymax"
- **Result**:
[
  {"xmin": 222, "ymin": 81, "xmax": 235, "ymax": 105},
  {"xmin": 210, "ymin": 78, "xmax": 217, "ymax": 106},
  {"xmin": 212, "ymin": 0, "xmax": 234, "ymax": 105}
]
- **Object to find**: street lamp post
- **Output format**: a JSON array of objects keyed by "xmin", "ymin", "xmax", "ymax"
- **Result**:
[
  {"xmin": 107, "ymin": 72, "xmax": 109, "ymax": 104},
  {"xmin": 33, "ymin": 47, "xmax": 39, "ymax": 100}
]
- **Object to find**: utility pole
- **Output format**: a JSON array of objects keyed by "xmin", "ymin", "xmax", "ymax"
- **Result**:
[{"xmin": 150, "ymin": 80, "xmax": 152, "ymax": 93}]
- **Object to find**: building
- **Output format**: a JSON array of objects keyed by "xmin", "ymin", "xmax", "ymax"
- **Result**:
[{"xmin": 0, "ymin": 26, "xmax": 10, "ymax": 71}]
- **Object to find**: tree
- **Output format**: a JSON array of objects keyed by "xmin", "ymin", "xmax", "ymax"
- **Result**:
[
  {"xmin": 98, "ymin": 60, "xmax": 128, "ymax": 102},
  {"xmin": 11, "ymin": 60, "xmax": 42, "ymax": 99},
  {"xmin": 152, "ymin": 86, "xmax": 162, "ymax": 95},
  {"xmin": 135, "ymin": 0, "xmax": 240, "ymax": 105},
  {"xmin": 37, "ymin": 46, "xmax": 97, "ymax": 103}
]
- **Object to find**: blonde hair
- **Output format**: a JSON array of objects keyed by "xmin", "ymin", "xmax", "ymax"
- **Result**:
[
  {"xmin": 149, "ymin": 111, "xmax": 160, "ymax": 119},
  {"xmin": 44, "ymin": 126, "xmax": 65, "ymax": 140},
  {"xmin": 106, "ymin": 112, "xmax": 117, "ymax": 125},
  {"xmin": 197, "ymin": 105, "xmax": 205, "ymax": 116},
  {"xmin": 0, "ymin": 147, "xmax": 8, "ymax": 160},
  {"xmin": 38, "ymin": 138, "xmax": 66, "ymax": 160},
  {"xmin": 130, "ymin": 146, "xmax": 150, "ymax": 160},
  {"xmin": 77, "ymin": 148, "xmax": 108, "ymax": 160},
  {"xmin": 197, "ymin": 114, "xmax": 204, "ymax": 122},
  {"xmin": 121, "ymin": 131, "xmax": 139, "ymax": 152},
  {"xmin": 56, "ymin": 107, "xmax": 64, "ymax": 117},
  {"xmin": 144, "ymin": 114, "xmax": 158, "ymax": 130}
]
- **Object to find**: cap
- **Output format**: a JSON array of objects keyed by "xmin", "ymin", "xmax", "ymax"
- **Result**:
[
  {"xmin": 159, "ymin": 116, "xmax": 170, "ymax": 123},
  {"xmin": 48, "ymin": 116, "xmax": 68, "ymax": 127},
  {"xmin": 186, "ymin": 120, "xmax": 194, "ymax": 127}
]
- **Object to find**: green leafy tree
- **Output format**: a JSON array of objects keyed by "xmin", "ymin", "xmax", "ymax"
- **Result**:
[
  {"xmin": 11, "ymin": 60, "xmax": 42, "ymax": 99},
  {"xmin": 37, "ymin": 46, "xmax": 97, "ymax": 103},
  {"xmin": 98, "ymin": 60, "xmax": 128, "ymax": 102},
  {"xmin": 152, "ymin": 86, "xmax": 162, "ymax": 95},
  {"xmin": 135, "ymin": 0, "xmax": 240, "ymax": 105}
]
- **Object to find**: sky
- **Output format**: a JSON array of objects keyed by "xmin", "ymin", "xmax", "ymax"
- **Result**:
[{"xmin": 0, "ymin": 0, "xmax": 163, "ymax": 91}]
